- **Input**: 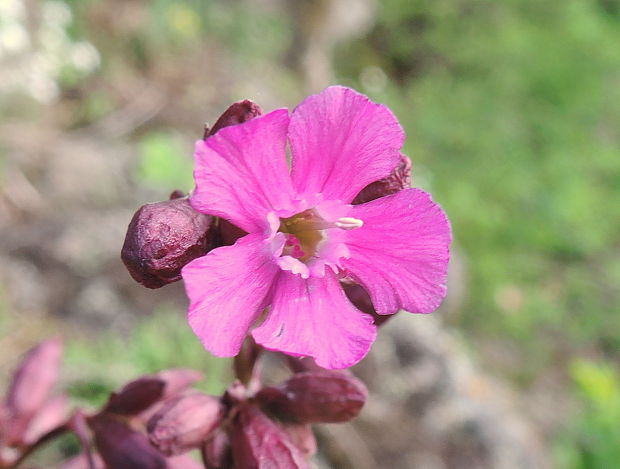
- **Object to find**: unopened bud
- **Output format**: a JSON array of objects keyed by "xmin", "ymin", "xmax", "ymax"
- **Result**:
[
  {"xmin": 105, "ymin": 378, "xmax": 165, "ymax": 415},
  {"xmin": 342, "ymin": 283, "xmax": 394, "ymax": 327},
  {"xmin": 353, "ymin": 153, "xmax": 411, "ymax": 204},
  {"xmin": 147, "ymin": 392, "xmax": 225, "ymax": 456},
  {"xmin": 231, "ymin": 405, "xmax": 309, "ymax": 469},
  {"xmin": 206, "ymin": 100, "xmax": 263, "ymax": 138},
  {"xmin": 121, "ymin": 198, "xmax": 216, "ymax": 288},
  {"xmin": 201, "ymin": 429, "xmax": 232, "ymax": 469},
  {"xmin": 22, "ymin": 395, "xmax": 68, "ymax": 445},
  {"xmin": 169, "ymin": 190, "xmax": 185, "ymax": 200},
  {"xmin": 105, "ymin": 369, "xmax": 203, "ymax": 416},
  {"xmin": 219, "ymin": 219, "xmax": 247, "ymax": 246},
  {"xmin": 156, "ymin": 369, "xmax": 205, "ymax": 398},
  {"xmin": 7, "ymin": 338, "xmax": 63, "ymax": 422},
  {"xmin": 91, "ymin": 415, "xmax": 166, "ymax": 469},
  {"xmin": 280, "ymin": 423, "xmax": 316, "ymax": 459},
  {"xmin": 255, "ymin": 371, "xmax": 367, "ymax": 424}
]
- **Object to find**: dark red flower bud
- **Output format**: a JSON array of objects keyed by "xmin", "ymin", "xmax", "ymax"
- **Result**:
[
  {"xmin": 169, "ymin": 190, "xmax": 186, "ymax": 200},
  {"xmin": 352, "ymin": 153, "xmax": 411, "ymax": 204},
  {"xmin": 230, "ymin": 405, "xmax": 309, "ymax": 469},
  {"xmin": 206, "ymin": 100, "xmax": 263, "ymax": 138},
  {"xmin": 7, "ymin": 338, "xmax": 62, "ymax": 423},
  {"xmin": 21, "ymin": 395, "xmax": 68, "ymax": 445},
  {"xmin": 201, "ymin": 429, "xmax": 232, "ymax": 469},
  {"xmin": 121, "ymin": 198, "xmax": 216, "ymax": 288},
  {"xmin": 279, "ymin": 423, "xmax": 316, "ymax": 459},
  {"xmin": 91, "ymin": 415, "xmax": 166, "ymax": 469},
  {"xmin": 342, "ymin": 283, "xmax": 394, "ymax": 327},
  {"xmin": 105, "ymin": 378, "xmax": 165, "ymax": 415},
  {"xmin": 147, "ymin": 392, "xmax": 225, "ymax": 456},
  {"xmin": 219, "ymin": 219, "xmax": 247, "ymax": 246},
  {"xmin": 105, "ymin": 368, "xmax": 202, "ymax": 416},
  {"xmin": 255, "ymin": 371, "xmax": 367, "ymax": 424}
]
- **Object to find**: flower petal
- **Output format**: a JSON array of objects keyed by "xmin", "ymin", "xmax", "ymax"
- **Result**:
[
  {"xmin": 252, "ymin": 271, "xmax": 376, "ymax": 369},
  {"xmin": 182, "ymin": 234, "xmax": 280, "ymax": 357},
  {"xmin": 342, "ymin": 188, "xmax": 451, "ymax": 315},
  {"xmin": 190, "ymin": 109, "xmax": 294, "ymax": 233},
  {"xmin": 289, "ymin": 86, "xmax": 404, "ymax": 203}
]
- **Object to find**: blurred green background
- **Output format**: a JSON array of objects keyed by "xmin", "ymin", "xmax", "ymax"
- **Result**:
[{"xmin": 1, "ymin": 0, "xmax": 619, "ymax": 467}]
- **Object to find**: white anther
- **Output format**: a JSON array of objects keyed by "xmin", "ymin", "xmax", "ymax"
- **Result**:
[{"xmin": 335, "ymin": 217, "xmax": 364, "ymax": 230}]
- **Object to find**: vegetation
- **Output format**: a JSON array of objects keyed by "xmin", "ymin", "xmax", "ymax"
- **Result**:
[{"xmin": 2, "ymin": 0, "xmax": 619, "ymax": 466}]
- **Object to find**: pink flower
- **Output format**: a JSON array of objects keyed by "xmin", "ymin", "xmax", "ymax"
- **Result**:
[{"xmin": 182, "ymin": 86, "xmax": 451, "ymax": 369}]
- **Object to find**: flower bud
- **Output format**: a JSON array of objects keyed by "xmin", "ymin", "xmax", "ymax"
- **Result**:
[
  {"xmin": 156, "ymin": 369, "xmax": 205, "ymax": 398},
  {"xmin": 147, "ymin": 392, "xmax": 225, "ymax": 456},
  {"xmin": 105, "ymin": 369, "xmax": 203, "ymax": 416},
  {"xmin": 169, "ymin": 190, "xmax": 185, "ymax": 200},
  {"xmin": 206, "ymin": 100, "xmax": 263, "ymax": 138},
  {"xmin": 121, "ymin": 198, "xmax": 216, "ymax": 288},
  {"xmin": 219, "ymin": 219, "xmax": 247, "ymax": 246},
  {"xmin": 230, "ymin": 405, "xmax": 309, "ymax": 469},
  {"xmin": 105, "ymin": 378, "xmax": 165, "ymax": 415},
  {"xmin": 352, "ymin": 153, "xmax": 411, "ymax": 204},
  {"xmin": 91, "ymin": 415, "xmax": 166, "ymax": 469},
  {"xmin": 255, "ymin": 371, "xmax": 367, "ymax": 424},
  {"xmin": 342, "ymin": 283, "xmax": 394, "ymax": 327},
  {"xmin": 22, "ymin": 395, "xmax": 68, "ymax": 445},
  {"xmin": 7, "ymin": 338, "xmax": 63, "ymax": 422},
  {"xmin": 201, "ymin": 429, "xmax": 232, "ymax": 469},
  {"xmin": 279, "ymin": 423, "xmax": 316, "ymax": 459}
]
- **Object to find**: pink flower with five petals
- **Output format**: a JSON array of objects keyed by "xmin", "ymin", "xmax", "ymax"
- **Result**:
[{"xmin": 182, "ymin": 86, "xmax": 451, "ymax": 369}]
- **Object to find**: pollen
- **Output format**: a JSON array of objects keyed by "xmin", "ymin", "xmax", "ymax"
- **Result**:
[{"xmin": 335, "ymin": 217, "xmax": 364, "ymax": 230}]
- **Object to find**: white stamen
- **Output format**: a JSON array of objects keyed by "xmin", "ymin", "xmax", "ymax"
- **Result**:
[{"xmin": 335, "ymin": 217, "xmax": 364, "ymax": 230}]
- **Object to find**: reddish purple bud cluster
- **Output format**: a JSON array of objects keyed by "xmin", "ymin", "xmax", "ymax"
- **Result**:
[
  {"xmin": 84, "ymin": 364, "xmax": 365, "ymax": 469},
  {"xmin": 4, "ymin": 338, "xmax": 368, "ymax": 468},
  {"xmin": 137, "ymin": 370, "xmax": 365, "ymax": 469},
  {"xmin": 0, "ymin": 339, "xmax": 68, "ymax": 468},
  {"xmin": 61, "ymin": 369, "xmax": 205, "ymax": 469}
]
